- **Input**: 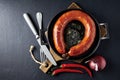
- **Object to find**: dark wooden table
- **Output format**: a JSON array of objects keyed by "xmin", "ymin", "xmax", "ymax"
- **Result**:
[{"xmin": 0, "ymin": 0, "xmax": 120, "ymax": 80}]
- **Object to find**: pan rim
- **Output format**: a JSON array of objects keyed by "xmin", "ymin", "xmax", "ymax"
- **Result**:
[{"xmin": 47, "ymin": 9, "xmax": 101, "ymax": 60}]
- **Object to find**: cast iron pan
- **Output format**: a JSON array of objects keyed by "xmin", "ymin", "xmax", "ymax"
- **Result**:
[{"xmin": 47, "ymin": 9, "xmax": 101, "ymax": 60}]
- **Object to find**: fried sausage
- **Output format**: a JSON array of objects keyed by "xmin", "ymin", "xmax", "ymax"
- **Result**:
[{"xmin": 53, "ymin": 10, "xmax": 96, "ymax": 57}]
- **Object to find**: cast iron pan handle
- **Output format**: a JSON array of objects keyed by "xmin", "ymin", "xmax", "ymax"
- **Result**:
[{"xmin": 99, "ymin": 23, "xmax": 110, "ymax": 40}]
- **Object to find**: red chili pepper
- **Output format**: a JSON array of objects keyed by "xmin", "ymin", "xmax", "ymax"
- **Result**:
[
  {"xmin": 52, "ymin": 68, "xmax": 83, "ymax": 76},
  {"xmin": 60, "ymin": 63, "xmax": 92, "ymax": 77}
]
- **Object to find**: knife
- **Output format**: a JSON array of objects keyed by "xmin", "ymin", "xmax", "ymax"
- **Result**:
[{"xmin": 23, "ymin": 13, "xmax": 57, "ymax": 66}]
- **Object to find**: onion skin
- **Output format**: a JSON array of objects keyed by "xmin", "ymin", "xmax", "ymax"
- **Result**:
[{"xmin": 87, "ymin": 55, "xmax": 106, "ymax": 71}]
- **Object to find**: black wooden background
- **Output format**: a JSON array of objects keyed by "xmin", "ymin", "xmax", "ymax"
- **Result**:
[{"xmin": 0, "ymin": 0, "xmax": 120, "ymax": 80}]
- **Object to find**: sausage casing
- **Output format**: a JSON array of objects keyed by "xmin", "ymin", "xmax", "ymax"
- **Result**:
[{"xmin": 53, "ymin": 10, "xmax": 96, "ymax": 57}]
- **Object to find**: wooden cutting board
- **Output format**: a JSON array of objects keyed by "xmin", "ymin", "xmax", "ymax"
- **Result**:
[{"xmin": 39, "ymin": 2, "xmax": 84, "ymax": 73}]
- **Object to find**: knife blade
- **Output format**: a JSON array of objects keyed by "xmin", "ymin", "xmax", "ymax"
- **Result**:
[
  {"xmin": 36, "ymin": 38, "xmax": 57, "ymax": 66},
  {"xmin": 23, "ymin": 13, "xmax": 57, "ymax": 66}
]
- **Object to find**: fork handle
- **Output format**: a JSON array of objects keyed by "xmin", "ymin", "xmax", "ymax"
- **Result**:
[{"xmin": 36, "ymin": 12, "xmax": 42, "ymax": 30}]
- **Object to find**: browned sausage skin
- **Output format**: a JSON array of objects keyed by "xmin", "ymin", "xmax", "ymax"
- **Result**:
[{"xmin": 53, "ymin": 10, "xmax": 96, "ymax": 57}]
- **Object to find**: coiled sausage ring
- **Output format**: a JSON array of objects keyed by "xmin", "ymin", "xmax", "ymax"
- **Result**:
[{"xmin": 53, "ymin": 10, "xmax": 96, "ymax": 57}]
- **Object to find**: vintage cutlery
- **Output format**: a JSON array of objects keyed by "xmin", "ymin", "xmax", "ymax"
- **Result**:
[
  {"xmin": 36, "ymin": 12, "xmax": 46, "ymax": 62},
  {"xmin": 23, "ymin": 13, "xmax": 57, "ymax": 66}
]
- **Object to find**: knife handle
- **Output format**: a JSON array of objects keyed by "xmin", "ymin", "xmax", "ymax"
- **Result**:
[{"xmin": 23, "ymin": 13, "xmax": 39, "ymax": 39}]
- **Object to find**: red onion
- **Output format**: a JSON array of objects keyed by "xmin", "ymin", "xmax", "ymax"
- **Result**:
[{"xmin": 86, "ymin": 55, "xmax": 106, "ymax": 71}]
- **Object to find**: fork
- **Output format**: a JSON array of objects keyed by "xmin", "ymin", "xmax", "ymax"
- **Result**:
[{"xmin": 36, "ymin": 12, "xmax": 46, "ymax": 62}]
